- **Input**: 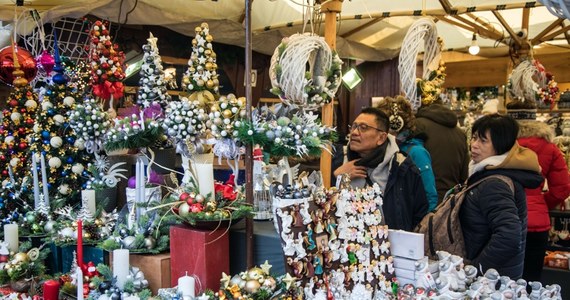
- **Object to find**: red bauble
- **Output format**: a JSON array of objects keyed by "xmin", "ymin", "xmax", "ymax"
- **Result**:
[
  {"xmin": 0, "ymin": 46, "xmax": 37, "ymax": 85},
  {"xmin": 1, "ymin": 170, "xmax": 7, "ymax": 176},
  {"xmin": 179, "ymin": 192, "xmax": 190, "ymax": 202},
  {"xmin": 25, "ymin": 118, "xmax": 34, "ymax": 125},
  {"xmin": 19, "ymin": 142, "xmax": 27, "ymax": 149},
  {"xmin": 0, "ymin": 155, "xmax": 5, "ymax": 161},
  {"xmin": 18, "ymin": 127, "xmax": 25, "ymax": 134},
  {"xmin": 9, "ymin": 99, "xmax": 18, "ymax": 107},
  {"xmin": 20, "ymin": 108, "xmax": 26, "ymax": 113}
]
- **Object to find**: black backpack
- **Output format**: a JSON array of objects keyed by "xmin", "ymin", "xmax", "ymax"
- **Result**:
[{"xmin": 414, "ymin": 175, "xmax": 514, "ymax": 260}]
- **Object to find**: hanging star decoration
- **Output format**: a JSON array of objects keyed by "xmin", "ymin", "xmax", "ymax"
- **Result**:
[{"xmin": 147, "ymin": 32, "xmax": 158, "ymax": 49}]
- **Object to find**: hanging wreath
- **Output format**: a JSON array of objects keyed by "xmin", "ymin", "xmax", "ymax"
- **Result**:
[
  {"xmin": 508, "ymin": 59, "xmax": 550, "ymax": 104},
  {"xmin": 269, "ymin": 33, "xmax": 342, "ymax": 111},
  {"xmin": 398, "ymin": 18, "xmax": 442, "ymax": 111}
]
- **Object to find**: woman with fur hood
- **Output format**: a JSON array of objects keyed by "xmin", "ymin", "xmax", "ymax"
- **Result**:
[{"xmin": 507, "ymin": 101, "xmax": 570, "ymax": 282}]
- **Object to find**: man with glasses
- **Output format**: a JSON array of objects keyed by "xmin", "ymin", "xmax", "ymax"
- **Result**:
[{"xmin": 333, "ymin": 107, "xmax": 428, "ymax": 231}]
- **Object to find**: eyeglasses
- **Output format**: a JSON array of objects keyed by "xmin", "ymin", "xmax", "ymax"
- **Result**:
[{"xmin": 349, "ymin": 122, "xmax": 385, "ymax": 133}]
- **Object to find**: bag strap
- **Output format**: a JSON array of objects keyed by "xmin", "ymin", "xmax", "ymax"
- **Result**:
[{"xmin": 464, "ymin": 174, "xmax": 515, "ymax": 195}]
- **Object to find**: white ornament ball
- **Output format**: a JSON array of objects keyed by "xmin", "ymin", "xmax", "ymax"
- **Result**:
[
  {"xmin": 58, "ymin": 184, "xmax": 70, "ymax": 195},
  {"xmin": 48, "ymin": 157, "xmax": 62, "ymax": 168},
  {"xmin": 4, "ymin": 136, "xmax": 14, "ymax": 145},
  {"xmin": 63, "ymin": 96, "xmax": 75, "ymax": 106},
  {"xmin": 41, "ymin": 101, "xmax": 53, "ymax": 111},
  {"xmin": 24, "ymin": 100, "xmax": 37, "ymax": 110},
  {"xmin": 10, "ymin": 157, "xmax": 19, "ymax": 167},
  {"xmin": 33, "ymin": 123, "xmax": 40, "ymax": 133},
  {"xmin": 10, "ymin": 112, "xmax": 21, "ymax": 122},
  {"xmin": 50, "ymin": 136, "xmax": 63, "ymax": 148},
  {"xmin": 74, "ymin": 139, "xmax": 85, "ymax": 150},
  {"xmin": 60, "ymin": 227, "xmax": 74, "ymax": 238},
  {"xmin": 53, "ymin": 114, "xmax": 65, "ymax": 125},
  {"xmin": 71, "ymin": 163, "xmax": 84, "ymax": 174}
]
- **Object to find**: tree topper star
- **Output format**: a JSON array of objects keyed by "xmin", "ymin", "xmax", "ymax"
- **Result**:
[{"xmin": 147, "ymin": 32, "xmax": 158, "ymax": 49}]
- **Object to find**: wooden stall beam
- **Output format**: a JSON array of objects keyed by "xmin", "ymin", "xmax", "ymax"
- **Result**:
[
  {"xmin": 492, "ymin": 10, "xmax": 522, "ymax": 46},
  {"xmin": 531, "ymin": 18, "xmax": 565, "ymax": 45},
  {"xmin": 538, "ymin": 24, "xmax": 570, "ymax": 43}
]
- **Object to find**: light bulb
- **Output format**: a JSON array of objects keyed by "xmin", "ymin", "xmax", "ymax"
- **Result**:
[{"xmin": 469, "ymin": 33, "xmax": 480, "ymax": 55}]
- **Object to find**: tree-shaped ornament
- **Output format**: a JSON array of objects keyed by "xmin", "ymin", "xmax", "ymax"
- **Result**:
[
  {"xmin": 0, "ymin": 43, "xmax": 40, "ymax": 219},
  {"xmin": 182, "ymin": 22, "xmax": 219, "ymax": 107},
  {"xmin": 89, "ymin": 20, "xmax": 126, "ymax": 103},
  {"xmin": 29, "ymin": 33, "xmax": 92, "ymax": 204},
  {"xmin": 137, "ymin": 32, "xmax": 171, "ymax": 110}
]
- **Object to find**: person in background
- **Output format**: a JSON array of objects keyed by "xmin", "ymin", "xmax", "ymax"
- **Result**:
[
  {"xmin": 415, "ymin": 100, "xmax": 469, "ymax": 202},
  {"xmin": 461, "ymin": 114, "xmax": 543, "ymax": 279},
  {"xmin": 333, "ymin": 107, "xmax": 428, "ymax": 231},
  {"xmin": 507, "ymin": 100, "xmax": 570, "ymax": 282},
  {"xmin": 376, "ymin": 96, "xmax": 438, "ymax": 211}
]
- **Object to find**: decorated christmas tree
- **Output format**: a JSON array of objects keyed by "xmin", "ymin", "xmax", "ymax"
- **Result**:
[
  {"xmin": 137, "ymin": 32, "xmax": 171, "ymax": 109},
  {"xmin": 0, "ymin": 45, "xmax": 40, "ymax": 218},
  {"xmin": 182, "ymin": 22, "xmax": 219, "ymax": 106},
  {"xmin": 29, "ymin": 39, "xmax": 92, "ymax": 205},
  {"xmin": 89, "ymin": 20, "xmax": 126, "ymax": 103}
]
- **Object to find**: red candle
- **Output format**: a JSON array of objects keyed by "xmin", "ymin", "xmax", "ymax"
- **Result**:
[
  {"xmin": 77, "ymin": 219, "xmax": 83, "ymax": 269},
  {"xmin": 43, "ymin": 279, "xmax": 60, "ymax": 300}
]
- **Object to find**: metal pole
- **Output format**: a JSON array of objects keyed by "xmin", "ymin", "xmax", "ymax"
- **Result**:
[{"xmin": 244, "ymin": 0, "xmax": 255, "ymax": 269}]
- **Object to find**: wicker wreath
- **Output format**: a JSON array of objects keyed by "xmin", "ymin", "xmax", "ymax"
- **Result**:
[
  {"xmin": 508, "ymin": 59, "xmax": 546, "ymax": 103},
  {"xmin": 269, "ymin": 33, "xmax": 342, "ymax": 111},
  {"xmin": 540, "ymin": 0, "xmax": 570, "ymax": 20},
  {"xmin": 398, "ymin": 18, "xmax": 442, "ymax": 111}
]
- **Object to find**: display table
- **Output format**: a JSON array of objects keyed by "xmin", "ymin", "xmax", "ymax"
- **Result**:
[{"xmin": 229, "ymin": 220, "xmax": 285, "ymax": 276}]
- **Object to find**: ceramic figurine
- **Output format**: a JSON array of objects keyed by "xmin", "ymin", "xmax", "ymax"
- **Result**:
[
  {"xmin": 529, "ymin": 281, "xmax": 542, "ymax": 300},
  {"xmin": 292, "ymin": 205, "xmax": 304, "ymax": 227},
  {"xmin": 300, "ymin": 201, "xmax": 312, "ymax": 224},
  {"xmin": 283, "ymin": 232, "xmax": 296, "ymax": 256},
  {"xmin": 464, "ymin": 264, "xmax": 478, "ymax": 285},
  {"xmin": 305, "ymin": 224, "xmax": 317, "ymax": 250},
  {"xmin": 314, "ymin": 255, "xmax": 324, "ymax": 275},
  {"xmin": 415, "ymin": 260, "xmax": 436, "ymax": 289}
]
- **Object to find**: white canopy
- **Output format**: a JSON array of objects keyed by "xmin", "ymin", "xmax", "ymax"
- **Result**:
[{"xmin": 0, "ymin": 0, "xmax": 568, "ymax": 61}]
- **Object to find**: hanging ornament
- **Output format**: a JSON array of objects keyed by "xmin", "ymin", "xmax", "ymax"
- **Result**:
[
  {"xmin": 0, "ymin": 46, "xmax": 37, "ymax": 85},
  {"xmin": 37, "ymin": 50, "xmax": 55, "ymax": 75}
]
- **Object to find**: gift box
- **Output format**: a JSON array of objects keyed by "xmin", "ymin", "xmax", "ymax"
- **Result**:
[
  {"xmin": 130, "ymin": 252, "xmax": 172, "ymax": 294},
  {"xmin": 60, "ymin": 245, "xmax": 109, "ymax": 273},
  {"xmin": 393, "ymin": 256, "xmax": 428, "ymax": 271},
  {"xmin": 388, "ymin": 229, "xmax": 425, "ymax": 259}
]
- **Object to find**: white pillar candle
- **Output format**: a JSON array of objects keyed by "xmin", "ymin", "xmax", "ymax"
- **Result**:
[
  {"xmin": 4, "ymin": 223, "xmax": 18, "ymax": 253},
  {"xmin": 177, "ymin": 273, "xmax": 195, "ymax": 298},
  {"xmin": 195, "ymin": 162, "xmax": 214, "ymax": 200},
  {"xmin": 112, "ymin": 249, "xmax": 130, "ymax": 290},
  {"xmin": 40, "ymin": 153, "xmax": 50, "ymax": 207},
  {"xmin": 76, "ymin": 267, "xmax": 83, "ymax": 299},
  {"xmin": 81, "ymin": 190, "xmax": 96, "ymax": 216},
  {"xmin": 31, "ymin": 154, "xmax": 40, "ymax": 209}
]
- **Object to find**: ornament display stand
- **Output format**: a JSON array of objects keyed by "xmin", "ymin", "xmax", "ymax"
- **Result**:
[{"xmin": 170, "ymin": 224, "xmax": 229, "ymax": 291}]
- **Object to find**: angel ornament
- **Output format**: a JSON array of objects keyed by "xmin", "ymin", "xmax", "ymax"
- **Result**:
[{"xmin": 300, "ymin": 201, "xmax": 312, "ymax": 224}]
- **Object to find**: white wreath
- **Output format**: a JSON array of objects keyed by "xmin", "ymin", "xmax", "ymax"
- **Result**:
[
  {"xmin": 540, "ymin": 0, "xmax": 570, "ymax": 20},
  {"xmin": 508, "ymin": 59, "xmax": 547, "ymax": 102},
  {"xmin": 398, "ymin": 18, "xmax": 442, "ymax": 111},
  {"xmin": 269, "ymin": 33, "xmax": 342, "ymax": 111}
]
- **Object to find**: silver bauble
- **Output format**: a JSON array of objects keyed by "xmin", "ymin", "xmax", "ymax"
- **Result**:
[
  {"xmin": 43, "ymin": 220, "xmax": 56, "ymax": 233},
  {"xmin": 122, "ymin": 236, "xmax": 137, "ymax": 249},
  {"xmin": 143, "ymin": 237, "xmax": 156, "ymax": 249}
]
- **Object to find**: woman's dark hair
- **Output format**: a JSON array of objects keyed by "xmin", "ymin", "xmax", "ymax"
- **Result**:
[
  {"xmin": 361, "ymin": 107, "xmax": 389, "ymax": 132},
  {"xmin": 471, "ymin": 113, "xmax": 519, "ymax": 155}
]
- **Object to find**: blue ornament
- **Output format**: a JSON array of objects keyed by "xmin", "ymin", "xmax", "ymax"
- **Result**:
[
  {"xmin": 66, "ymin": 157, "xmax": 74, "ymax": 163},
  {"xmin": 42, "ymin": 131, "xmax": 50, "ymax": 139},
  {"xmin": 47, "ymin": 108, "xmax": 55, "ymax": 116},
  {"xmin": 67, "ymin": 137, "xmax": 75, "ymax": 144},
  {"xmin": 61, "ymin": 171, "xmax": 67, "ymax": 176},
  {"xmin": 43, "ymin": 140, "xmax": 50, "ymax": 145}
]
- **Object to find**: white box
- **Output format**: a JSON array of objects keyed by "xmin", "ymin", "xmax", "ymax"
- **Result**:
[
  {"xmin": 388, "ymin": 229, "xmax": 425, "ymax": 259},
  {"xmin": 395, "ymin": 267, "xmax": 415, "ymax": 279},
  {"xmin": 393, "ymin": 256, "xmax": 427, "ymax": 271}
]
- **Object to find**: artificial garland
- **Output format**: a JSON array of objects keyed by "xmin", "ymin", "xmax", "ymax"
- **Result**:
[
  {"xmin": 416, "ymin": 61, "xmax": 446, "ymax": 106},
  {"xmin": 269, "ymin": 33, "xmax": 342, "ymax": 111},
  {"xmin": 0, "ymin": 241, "xmax": 50, "ymax": 286},
  {"xmin": 104, "ymin": 114, "xmax": 164, "ymax": 152},
  {"xmin": 236, "ymin": 108, "xmax": 337, "ymax": 158}
]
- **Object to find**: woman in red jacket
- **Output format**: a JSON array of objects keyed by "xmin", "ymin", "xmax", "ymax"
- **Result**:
[{"xmin": 508, "ymin": 103, "xmax": 570, "ymax": 282}]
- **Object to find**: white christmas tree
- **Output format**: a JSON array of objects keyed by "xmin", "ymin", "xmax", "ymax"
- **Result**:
[
  {"xmin": 182, "ymin": 22, "xmax": 219, "ymax": 106},
  {"xmin": 137, "ymin": 32, "xmax": 171, "ymax": 109}
]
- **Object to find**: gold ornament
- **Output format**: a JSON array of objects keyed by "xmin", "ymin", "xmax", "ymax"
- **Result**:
[
  {"xmin": 205, "ymin": 62, "xmax": 213, "ymax": 70},
  {"xmin": 205, "ymin": 49, "xmax": 212, "ymax": 56},
  {"xmin": 221, "ymin": 211, "xmax": 231, "ymax": 219},
  {"xmin": 244, "ymin": 280, "xmax": 261, "ymax": 294},
  {"xmin": 206, "ymin": 80, "xmax": 215, "ymax": 88},
  {"xmin": 192, "ymin": 39, "xmax": 198, "ymax": 46},
  {"xmin": 205, "ymin": 201, "xmax": 218, "ymax": 212},
  {"xmin": 183, "ymin": 77, "xmax": 190, "ymax": 84},
  {"xmin": 223, "ymin": 109, "xmax": 232, "ymax": 119},
  {"xmin": 13, "ymin": 253, "xmax": 30, "ymax": 263},
  {"xmin": 206, "ymin": 35, "xmax": 213, "ymax": 43},
  {"xmin": 247, "ymin": 267, "xmax": 265, "ymax": 281},
  {"xmin": 197, "ymin": 80, "xmax": 205, "ymax": 87},
  {"xmin": 195, "ymin": 27, "xmax": 202, "ymax": 33},
  {"xmin": 201, "ymin": 22, "xmax": 209, "ymax": 28}
]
